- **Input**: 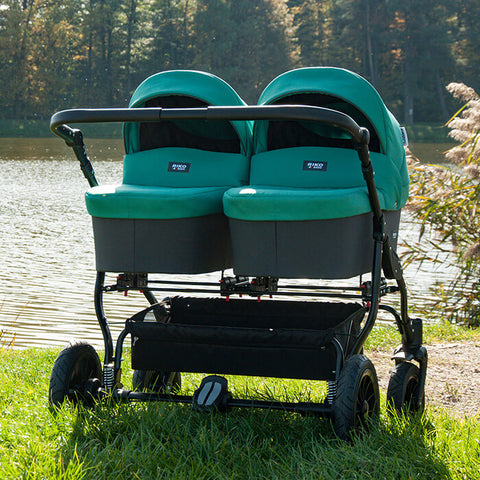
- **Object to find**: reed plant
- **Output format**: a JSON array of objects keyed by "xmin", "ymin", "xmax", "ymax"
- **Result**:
[
  {"xmin": 406, "ymin": 83, "xmax": 480, "ymax": 326},
  {"xmin": 0, "ymin": 299, "xmax": 22, "ymax": 349}
]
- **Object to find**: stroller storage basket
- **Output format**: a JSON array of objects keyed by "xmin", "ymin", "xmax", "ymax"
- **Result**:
[{"xmin": 127, "ymin": 297, "xmax": 366, "ymax": 381}]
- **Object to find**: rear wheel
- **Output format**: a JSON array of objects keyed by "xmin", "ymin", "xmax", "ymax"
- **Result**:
[
  {"xmin": 387, "ymin": 362, "xmax": 424, "ymax": 414},
  {"xmin": 333, "ymin": 354, "xmax": 380, "ymax": 441},
  {"xmin": 49, "ymin": 340, "xmax": 102, "ymax": 408},
  {"xmin": 132, "ymin": 370, "xmax": 181, "ymax": 393}
]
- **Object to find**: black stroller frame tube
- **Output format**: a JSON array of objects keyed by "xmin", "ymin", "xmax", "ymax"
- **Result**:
[
  {"xmin": 55, "ymin": 125, "xmax": 98, "ymax": 187},
  {"xmin": 351, "ymin": 237, "xmax": 383, "ymax": 355},
  {"xmin": 94, "ymin": 272, "xmax": 114, "ymax": 365}
]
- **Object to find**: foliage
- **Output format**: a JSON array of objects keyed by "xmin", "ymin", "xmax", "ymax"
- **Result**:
[
  {"xmin": 287, "ymin": 0, "xmax": 458, "ymax": 124},
  {"xmin": 191, "ymin": 0, "xmax": 293, "ymax": 103},
  {"xmin": 0, "ymin": 0, "xmax": 477, "ymax": 123},
  {"xmin": 406, "ymin": 83, "xmax": 480, "ymax": 326}
]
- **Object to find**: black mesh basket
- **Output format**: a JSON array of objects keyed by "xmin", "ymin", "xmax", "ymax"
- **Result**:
[{"xmin": 127, "ymin": 297, "xmax": 366, "ymax": 381}]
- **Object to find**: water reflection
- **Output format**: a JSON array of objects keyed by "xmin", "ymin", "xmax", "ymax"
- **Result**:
[
  {"xmin": 409, "ymin": 143, "xmax": 453, "ymax": 164},
  {"xmin": 0, "ymin": 138, "xmax": 454, "ymax": 349}
]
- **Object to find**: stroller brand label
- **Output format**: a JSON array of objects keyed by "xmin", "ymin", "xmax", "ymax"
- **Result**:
[
  {"xmin": 400, "ymin": 126, "xmax": 409, "ymax": 146},
  {"xmin": 168, "ymin": 162, "xmax": 191, "ymax": 172},
  {"xmin": 303, "ymin": 161, "xmax": 327, "ymax": 171}
]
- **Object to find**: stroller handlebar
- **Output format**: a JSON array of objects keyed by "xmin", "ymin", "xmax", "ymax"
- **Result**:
[{"xmin": 50, "ymin": 105, "xmax": 370, "ymax": 147}]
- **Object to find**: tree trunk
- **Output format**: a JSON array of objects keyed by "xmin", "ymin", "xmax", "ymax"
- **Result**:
[
  {"xmin": 403, "ymin": 27, "xmax": 414, "ymax": 125},
  {"xmin": 435, "ymin": 69, "xmax": 449, "ymax": 122},
  {"xmin": 125, "ymin": 0, "xmax": 137, "ymax": 95},
  {"xmin": 365, "ymin": 0, "xmax": 377, "ymax": 86},
  {"xmin": 106, "ymin": 26, "xmax": 113, "ymax": 105},
  {"xmin": 183, "ymin": 0, "xmax": 189, "ymax": 67},
  {"xmin": 84, "ymin": 0, "xmax": 94, "ymax": 105},
  {"xmin": 13, "ymin": 3, "xmax": 35, "ymax": 117}
]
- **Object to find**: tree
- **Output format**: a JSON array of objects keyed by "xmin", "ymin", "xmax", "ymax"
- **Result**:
[
  {"xmin": 192, "ymin": 0, "xmax": 293, "ymax": 103},
  {"xmin": 0, "ymin": 1, "xmax": 85, "ymax": 117},
  {"xmin": 122, "ymin": 0, "xmax": 138, "ymax": 94},
  {"xmin": 328, "ymin": 0, "xmax": 391, "ymax": 88},
  {"xmin": 288, "ymin": 0, "xmax": 333, "ymax": 68},
  {"xmin": 0, "ymin": 0, "xmax": 37, "ymax": 117},
  {"xmin": 451, "ymin": 0, "xmax": 480, "ymax": 92},
  {"xmin": 145, "ymin": 0, "xmax": 194, "ymax": 74},
  {"xmin": 387, "ymin": 0, "xmax": 454, "ymax": 124},
  {"xmin": 29, "ymin": 2, "xmax": 84, "ymax": 115},
  {"xmin": 0, "ymin": 0, "xmax": 476, "ymax": 123}
]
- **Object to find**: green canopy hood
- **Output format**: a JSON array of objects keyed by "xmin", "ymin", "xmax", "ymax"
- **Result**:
[
  {"xmin": 124, "ymin": 70, "xmax": 252, "ymax": 156},
  {"xmin": 255, "ymin": 67, "xmax": 407, "ymax": 172}
]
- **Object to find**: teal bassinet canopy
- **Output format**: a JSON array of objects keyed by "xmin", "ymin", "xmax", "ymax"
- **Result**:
[
  {"xmin": 123, "ymin": 70, "xmax": 253, "ymax": 157},
  {"xmin": 256, "ymin": 67, "xmax": 406, "ymax": 162},
  {"xmin": 224, "ymin": 67, "xmax": 409, "ymax": 222}
]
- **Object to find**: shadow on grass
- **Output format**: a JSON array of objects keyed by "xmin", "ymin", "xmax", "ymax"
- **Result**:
[{"xmin": 59, "ymin": 398, "xmax": 450, "ymax": 479}]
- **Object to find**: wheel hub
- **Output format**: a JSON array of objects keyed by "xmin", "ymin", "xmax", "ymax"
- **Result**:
[{"xmin": 361, "ymin": 399, "xmax": 370, "ymax": 417}]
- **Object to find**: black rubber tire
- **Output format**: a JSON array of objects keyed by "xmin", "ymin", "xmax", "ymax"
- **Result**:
[
  {"xmin": 387, "ymin": 362, "xmax": 424, "ymax": 415},
  {"xmin": 333, "ymin": 354, "xmax": 380, "ymax": 441},
  {"xmin": 49, "ymin": 340, "xmax": 102, "ymax": 408},
  {"xmin": 132, "ymin": 370, "xmax": 181, "ymax": 393}
]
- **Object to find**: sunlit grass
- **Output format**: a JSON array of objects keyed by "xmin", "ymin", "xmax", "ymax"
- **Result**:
[
  {"xmin": 365, "ymin": 319, "xmax": 480, "ymax": 352},
  {"xmin": 1, "ymin": 345, "xmax": 479, "ymax": 479}
]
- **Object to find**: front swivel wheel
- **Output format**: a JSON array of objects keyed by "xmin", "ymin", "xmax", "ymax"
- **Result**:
[
  {"xmin": 387, "ymin": 361, "xmax": 424, "ymax": 415},
  {"xmin": 49, "ymin": 340, "xmax": 102, "ymax": 408}
]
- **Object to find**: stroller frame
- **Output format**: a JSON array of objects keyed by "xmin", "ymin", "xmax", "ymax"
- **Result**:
[{"xmin": 50, "ymin": 105, "xmax": 428, "ymax": 439}]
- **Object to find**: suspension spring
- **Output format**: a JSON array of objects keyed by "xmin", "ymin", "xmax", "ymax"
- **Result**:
[
  {"xmin": 103, "ymin": 363, "xmax": 115, "ymax": 392},
  {"xmin": 326, "ymin": 380, "xmax": 337, "ymax": 405}
]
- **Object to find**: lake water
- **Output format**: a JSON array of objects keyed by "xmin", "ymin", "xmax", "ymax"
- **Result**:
[
  {"xmin": 408, "ymin": 143, "xmax": 453, "ymax": 165},
  {"xmin": 0, "ymin": 138, "xmax": 455, "ymax": 349}
]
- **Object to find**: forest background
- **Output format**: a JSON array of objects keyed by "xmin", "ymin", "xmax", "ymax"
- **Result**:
[{"xmin": 1, "ymin": 0, "xmax": 479, "ymax": 130}]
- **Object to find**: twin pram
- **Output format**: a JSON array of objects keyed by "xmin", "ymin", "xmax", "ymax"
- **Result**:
[{"xmin": 49, "ymin": 67, "xmax": 427, "ymax": 440}]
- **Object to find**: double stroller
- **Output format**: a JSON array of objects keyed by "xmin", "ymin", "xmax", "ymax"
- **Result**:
[{"xmin": 49, "ymin": 67, "xmax": 427, "ymax": 440}]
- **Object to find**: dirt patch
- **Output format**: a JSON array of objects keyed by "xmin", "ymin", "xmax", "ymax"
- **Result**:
[{"xmin": 368, "ymin": 341, "xmax": 480, "ymax": 417}]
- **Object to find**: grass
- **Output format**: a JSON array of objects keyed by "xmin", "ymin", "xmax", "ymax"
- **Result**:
[
  {"xmin": 364, "ymin": 319, "xmax": 480, "ymax": 351},
  {"xmin": 1, "ymin": 324, "xmax": 480, "ymax": 480}
]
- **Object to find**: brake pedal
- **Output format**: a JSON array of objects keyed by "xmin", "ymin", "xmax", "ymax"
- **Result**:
[{"xmin": 193, "ymin": 375, "xmax": 232, "ymax": 412}]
